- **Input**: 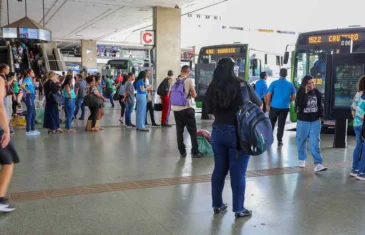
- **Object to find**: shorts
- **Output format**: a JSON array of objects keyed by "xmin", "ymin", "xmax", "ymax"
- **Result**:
[{"xmin": 0, "ymin": 131, "xmax": 20, "ymax": 165}]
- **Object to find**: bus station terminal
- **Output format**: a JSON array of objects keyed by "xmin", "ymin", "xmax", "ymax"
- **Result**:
[{"xmin": 0, "ymin": 0, "xmax": 365, "ymax": 235}]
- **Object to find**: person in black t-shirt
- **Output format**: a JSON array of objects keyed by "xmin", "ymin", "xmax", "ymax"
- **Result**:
[
  {"xmin": 295, "ymin": 75, "xmax": 327, "ymax": 172},
  {"xmin": 205, "ymin": 58, "xmax": 262, "ymax": 219}
]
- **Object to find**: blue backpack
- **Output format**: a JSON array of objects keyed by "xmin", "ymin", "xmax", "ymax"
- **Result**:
[{"xmin": 236, "ymin": 83, "xmax": 273, "ymax": 156}]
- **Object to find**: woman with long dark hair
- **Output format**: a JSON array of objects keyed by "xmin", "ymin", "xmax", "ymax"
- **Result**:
[
  {"xmin": 85, "ymin": 76, "xmax": 105, "ymax": 131},
  {"xmin": 134, "ymin": 71, "xmax": 149, "ymax": 132},
  {"xmin": 61, "ymin": 75, "xmax": 76, "ymax": 132},
  {"xmin": 295, "ymin": 75, "xmax": 327, "ymax": 172},
  {"xmin": 205, "ymin": 58, "xmax": 262, "ymax": 218},
  {"xmin": 20, "ymin": 69, "xmax": 39, "ymax": 136},
  {"xmin": 43, "ymin": 71, "xmax": 62, "ymax": 134},
  {"xmin": 351, "ymin": 75, "xmax": 365, "ymax": 180}
]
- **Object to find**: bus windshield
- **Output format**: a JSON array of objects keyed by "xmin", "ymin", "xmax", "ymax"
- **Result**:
[
  {"xmin": 199, "ymin": 54, "xmax": 246, "ymax": 79},
  {"xmin": 294, "ymin": 48, "xmax": 333, "ymax": 93}
]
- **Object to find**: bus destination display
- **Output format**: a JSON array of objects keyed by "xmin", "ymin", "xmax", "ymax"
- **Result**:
[
  {"xmin": 307, "ymin": 33, "xmax": 364, "ymax": 44},
  {"xmin": 204, "ymin": 47, "xmax": 241, "ymax": 55}
]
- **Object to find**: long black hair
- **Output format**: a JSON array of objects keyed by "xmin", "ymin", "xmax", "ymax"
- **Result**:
[
  {"xmin": 295, "ymin": 75, "xmax": 314, "ymax": 111},
  {"xmin": 208, "ymin": 58, "xmax": 240, "ymax": 110},
  {"xmin": 61, "ymin": 75, "xmax": 73, "ymax": 89},
  {"xmin": 134, "ymin": 71, "xmax": 146, "ymax": 90}
]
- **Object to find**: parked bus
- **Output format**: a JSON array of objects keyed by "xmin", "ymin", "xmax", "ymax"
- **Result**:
[
  {"xmin": 284, "ymin": 27, "xmax": 365, "ymax": 129},
  {"xmin": 195, "ymin": 44, "xmax": 283, "ymax": 102},
  {"xmin": 101, "ymin": 58, "xmax": 145, "ymax": 77}
]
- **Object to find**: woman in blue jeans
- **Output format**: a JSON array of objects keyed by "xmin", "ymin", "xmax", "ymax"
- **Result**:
[
  {"xmin": 205, "ymin": 58, "xmax": 262, "ymax": 219},
  {"xmin": 295, "ymin": 75, "xmax": 327, "ymax": 172},
  {"xmin": 351, "ymin": 75, "xmax": 365, "ymax": 180},
  {"xmin": 61, "ymin": 75, "xmax": 76, "ymax": 133},
  {"xmin": 20, "ymin": 69, "xmax": 40, "ymax": 136},
  {"xmin": 134, "ymin": 71, "xmax": 149, "ymax": 132}
]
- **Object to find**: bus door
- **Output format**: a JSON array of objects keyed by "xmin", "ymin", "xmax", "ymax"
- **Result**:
[{"xmin": 249, "ymin": 58, "xmax": 261, "ymax": 84}]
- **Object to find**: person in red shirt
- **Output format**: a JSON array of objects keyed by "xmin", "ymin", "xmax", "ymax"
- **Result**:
[{"xmin": 115, "ymin": 73, "xmax": 123, "ymax": 84}]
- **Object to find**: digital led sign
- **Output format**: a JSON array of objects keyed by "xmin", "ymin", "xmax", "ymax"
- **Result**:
[
  {"xmin": 204, "ymin": 47, "xmax": 241, "ymax": 55},
  {"xmin": 307, "ymin": 33, "xmax": 362, "ymax": 44}
]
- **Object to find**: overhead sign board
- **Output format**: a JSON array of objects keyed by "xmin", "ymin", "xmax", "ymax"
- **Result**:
[{"xmin": 141, "ymin": 31, "xmax": 154, "ymax": 46}]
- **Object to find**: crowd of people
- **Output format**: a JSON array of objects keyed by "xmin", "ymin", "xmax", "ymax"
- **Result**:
[{"xmin": 1, "ymin": 58, "xmax": 365, "ymax": 219}]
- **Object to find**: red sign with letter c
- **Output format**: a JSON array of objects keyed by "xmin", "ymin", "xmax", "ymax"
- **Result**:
[{"xmin": 142, "ymin": 32, "xmax": 153, "ymax": 44}]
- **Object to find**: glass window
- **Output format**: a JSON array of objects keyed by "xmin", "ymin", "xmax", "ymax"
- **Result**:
[{"xmin": 334, "ymin": 64, "xmax": 363, "ymax": 107}]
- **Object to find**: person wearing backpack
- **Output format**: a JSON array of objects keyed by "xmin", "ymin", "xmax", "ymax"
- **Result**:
[
  {"xmin": 170, "ymin": 65, "xmax": 204, "ymax": 158},
  {"xmin": 295, "ymin": 75, "xmax": 327, "ymax": 172},
  {"xmin": 205, "ymin": 58, "xmax": 262, "ymax": 219},
  {"xmin": 158, "ymin": 70, "xmax": 174, "ymax": 127},
  {"xmin": 266, "ymin": 68, "xmax": 296, "ymax": 147},
  {"xmin": 351, "ymin": 75, "xmax": 365, "ymax": 180}
]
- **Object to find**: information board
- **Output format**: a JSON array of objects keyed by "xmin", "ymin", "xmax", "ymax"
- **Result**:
[
  {"xmin": 2, "ymin": 28, "xmax": 17, "ymax": 38},
  {"xmin": 195, "ymin": 63, "xmax": 216, "ymax": 101}
]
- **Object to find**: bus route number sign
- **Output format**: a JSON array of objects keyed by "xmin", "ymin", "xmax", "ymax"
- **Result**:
[{"xmin": 308, "ymin": 33, "xmax": 360, "ymax": 44}]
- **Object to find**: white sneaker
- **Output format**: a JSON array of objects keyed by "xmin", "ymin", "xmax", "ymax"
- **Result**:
[
  {"xmin": 0, "ymin": 202, "xmax": 16, "ymax": 212},
  {"xmin": 314, "ymin": 164, "xmax": 328, "ymax": 173},
  {"xmin": 32, "ymin": 130, "xmax": 40, "ymax": 135},
  {"xmin": 299, "ymin": 160, "xmax": 306, "ymax": 168},
  {"xmin": 25, "ymin": 131, "xmax": 35, "ymax": 136}
]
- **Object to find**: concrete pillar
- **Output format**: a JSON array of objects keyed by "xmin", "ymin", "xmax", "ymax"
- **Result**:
[
  {"xmin": 153, "ymin": 7, "xmax": 181, "ymax": 86},
  {"xmin": 81, "ymin": 40, "xmax": 97, "ymax": 70}
]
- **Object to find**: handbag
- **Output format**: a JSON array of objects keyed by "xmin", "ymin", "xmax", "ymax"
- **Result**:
[
  {"xmin": 48, "ymin": 92, "xmax": 65, "ymax": 105},
  {"xmin": 84, "ymin": 94, "xmax": 100, "ymax": 108}
]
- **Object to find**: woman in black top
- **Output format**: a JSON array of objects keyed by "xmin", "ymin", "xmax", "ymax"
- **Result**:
[
  {"xmin": 205, "ymin": 58, "xmax": 262, "ymax": 219},
  {"xmin": 295, "ymin": 75, "xmax": 327, "ymax": 172},
  {"xmin": 43, "ymin": 71, "xmax": 62, "ymax": 134}
]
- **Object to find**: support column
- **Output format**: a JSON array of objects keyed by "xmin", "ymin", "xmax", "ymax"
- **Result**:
[
  {"xmin": 81, "ymin": 40, "xmax": 97, "ymax": 71},
  {"xmin": 153, "ymin": 7, "xmax": 181, "ymax": 86}
]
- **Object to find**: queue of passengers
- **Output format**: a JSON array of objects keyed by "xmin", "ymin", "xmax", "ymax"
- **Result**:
[{"xmin": 2, "ymin": 57, "xmax": 365, "ymax": 218}]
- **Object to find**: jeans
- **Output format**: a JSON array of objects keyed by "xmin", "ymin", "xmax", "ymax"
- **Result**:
[
  {"xmin": 296, "ymin": 120, "xmax": 323, "ymax": 164},
  {"xmin": 105, "ymin": 93, "xmax": 114, "ymax": 107},
  {"xmin": 64, "ymin": 98, "xmax": 76, "ymax": 130},
  {"xmin": 136, "ymin": 94, "xmax": 147, "ymax": 129},
  {"xmin": 161, "ymin": 95, "xmax": 170, "ymax": 125},
  {"xmin": 125, "ymin": 103, "xmax": 134, "ymax": 126},
  {"xmin": 25, "ymin": 93, "xmax": 36, "ymax": 132},
  {"xmin": 146, "ymin": 101, "xmax": 156, "ymax": 124},
  {"xmin": 211, "ymin": 124, "xmax": 250, "ymax": 213},
  {"xmin": 174, "ymin": 108, "xmax": 199, "ymax": 154},
  {"xmin": 269, "ymin": 107, "xmax": 289, "ymax": 142},
  {"xmin": 74, "ymin": 98, "xmax": 85, "ymax": 119},
  {"xmin": 353, "ymin": 126, "xmax": 362, "ymax": 171}
]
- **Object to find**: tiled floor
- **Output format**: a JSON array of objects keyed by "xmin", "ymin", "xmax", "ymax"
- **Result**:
[{"xmin": 1, "ymin": 108, "xmax": 363, "ymax": 235}]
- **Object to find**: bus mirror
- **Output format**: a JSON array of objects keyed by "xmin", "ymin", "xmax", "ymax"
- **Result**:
[
  {"xmin": 281, "ymin": 56, "xmax": 284, "ymax": 66},
  {"xmin": 252, "ymin": 59, "xmax": 258, "ymax": 69},
  {"xmin": 284, "ymin": 52, "xmax": 289, "ymax": 64},
  {"xmin": 264, "ymin": 54, "xmax": 268, "ymax": 65}
]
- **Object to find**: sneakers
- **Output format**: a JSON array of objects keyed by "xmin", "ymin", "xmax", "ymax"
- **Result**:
[
  {"xmin": 0, "ymin": 199, "xmax": 16, "ymax": 213},
  {"xmin": 180, "ymin": 152, "xmax": 187, "ymax": 158},
  {"xmin": 151, "ymin": 123, "xmax": 160, "ymax": 127},
  {"xmin": 350, "ymin": 169, "xmax": 359, "ymax": 177},
  {"xmin": 145, "ymin": 123, "xmax": 151, "ymax": 126},
  {"xmin": 139, "ymin": 128, "xmax": 150, "ymax": 132},
  {"xmin": 278, "ymin": 141, "xmax": 283, "ymax": 147},
  {"xmin": 299, "ymin": 160, "xmax": 306, "ymax": 168},
  {"xmin": 78, "ymin": 117, "xmax": 85, "ymax": 120},
  {"xmin": 126, "ymin": 124, "xmax": 136, "ymax": 128},
  {"xmin": 356, "ymin": 174, "xmax": 365, "ymax": 181},
  {"xmin": 314, "ymin": 164, "xmax": 328, "ymax": 173},
  {"xmin": 235, "ymin": 209, "xmax": 252, "ymax": 218},
  {"xmin": 213, "ymin": 204, "xmax": 228, "ymax": 214}
]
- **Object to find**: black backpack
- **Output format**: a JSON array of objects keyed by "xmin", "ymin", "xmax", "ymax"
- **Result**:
[{"xmin": 157, "ymin": 78, "xmax": 170, "ymax": 96}]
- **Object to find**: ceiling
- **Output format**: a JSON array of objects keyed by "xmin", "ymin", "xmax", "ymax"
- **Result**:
[{"xmin": 1, "ymin": 0, "xmax": 224, "ymax": 44}]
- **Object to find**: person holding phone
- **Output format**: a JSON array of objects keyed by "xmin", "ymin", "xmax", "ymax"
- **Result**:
[{"xmin": 295, "ymin": 75, "xmax": 327, "ymax": 172}]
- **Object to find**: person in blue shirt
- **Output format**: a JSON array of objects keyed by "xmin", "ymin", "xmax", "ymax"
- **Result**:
[
  {"xmin": 62, "ymin": 75, "xmax": 77, "ymax": 132},
  {"xmin": 134, "ymin": 71, "xmax": 149, "ymax": 132},
  {"xmin": 255, "ymin": 72, "xmax": 268, "ymax": 113},
  {"xmin": 266, "ymin": 68, "xmax": 296, "ymax": 147},
  {"xmin": 20, "ymin": 69, "xmax": 40, "ymax": 136}
]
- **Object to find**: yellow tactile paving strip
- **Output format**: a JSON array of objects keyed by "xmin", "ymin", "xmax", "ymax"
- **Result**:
[{"xmin": 10, "ymin": 161, "xmax": 350, "ymax": 202}]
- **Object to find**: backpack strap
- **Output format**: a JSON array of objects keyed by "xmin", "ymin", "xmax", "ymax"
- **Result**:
[{"xmin": 240, "ymin": 82, "xmax": 250, "ymax": 104}]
